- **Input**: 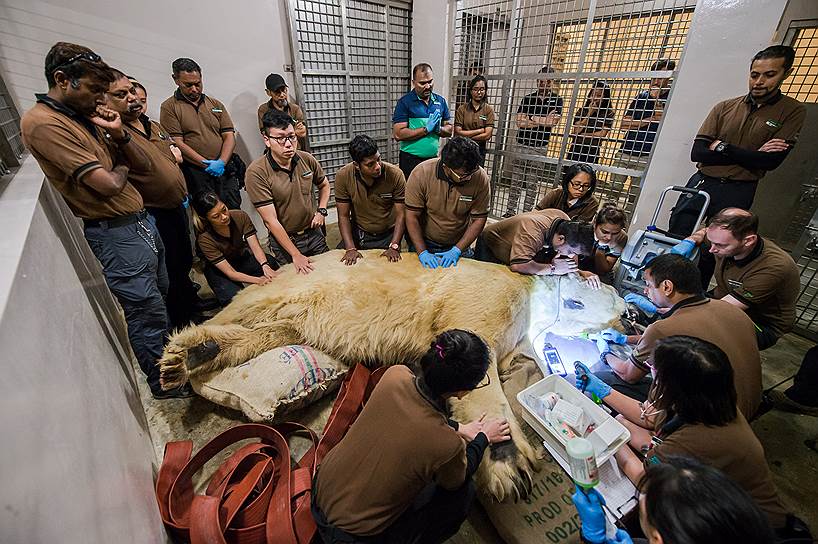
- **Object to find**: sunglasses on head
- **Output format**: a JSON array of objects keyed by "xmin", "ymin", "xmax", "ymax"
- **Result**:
[{"xmin": 51, "ymin": 52, "xmax": 103, "ymax": 75}]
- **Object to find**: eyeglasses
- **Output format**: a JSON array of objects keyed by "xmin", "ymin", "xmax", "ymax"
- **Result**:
[
  {"xmin": 444, "ymin": 164, "xmax": 478, "ymax": 183},
  {"xmin": 569, "ymin": 180, "xmax": 592, "ymax": 190},
  {"xmin": 474, "ymin": 373, "xmax": 491, "ymax": 390},
  {"xmin": 51, "ymin": 52, "xmax": 102, "ymax": 74},
  {"xmin": 267, "ymin": 134, "xmax": 297, "ymax": 146}
]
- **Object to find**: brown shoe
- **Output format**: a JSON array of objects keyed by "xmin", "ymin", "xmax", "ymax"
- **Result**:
[{"xmin": 768, "ymin": 389, "xmax": 818, "ymax": 416}]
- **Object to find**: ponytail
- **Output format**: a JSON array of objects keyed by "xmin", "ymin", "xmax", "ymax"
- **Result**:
[{"xmin": 190, "ymin": 191, "xmax": 221, "ymax": 234}]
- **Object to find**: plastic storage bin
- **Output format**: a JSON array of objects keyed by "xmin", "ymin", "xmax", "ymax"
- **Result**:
[{"xmin": 518, "ymin": 374, "xmax": 630, "ymax": 467}]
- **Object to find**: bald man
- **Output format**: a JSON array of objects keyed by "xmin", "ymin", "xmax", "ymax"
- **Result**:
[{"xmin": 673, "ymin": 208, "xmax": 799, "ymax": 349}]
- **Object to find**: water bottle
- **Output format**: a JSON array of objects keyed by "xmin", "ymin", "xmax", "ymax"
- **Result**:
[{"xmin": 566, "ymin": 437, "xmax": 599, "ymax": 489}]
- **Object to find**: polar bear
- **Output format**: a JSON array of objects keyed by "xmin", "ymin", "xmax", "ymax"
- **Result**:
[{"xmin": 159, "ymin": 249, "xmax": 623, "ymax": 502}]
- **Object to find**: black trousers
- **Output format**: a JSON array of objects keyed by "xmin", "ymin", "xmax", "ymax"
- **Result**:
[
  {"xmin": 181, "ymin": 163, "xmax": 241, "ymax": 210},
  {"xmin": 146, "ymin": 204, "xmax": 198, "ymax": 329},
  {"xmin": 268, "ymin": 227, "xmax": 330, "ymax": 266},
  {"xmin": 399, "ymin": 151, "xmax": 431, "ymax": 181},
  {"xmin": 336, "ymin": 225, "xmax": 395, "ymax": 250},
  {"xmin": 312, "ymin": 479, "xmax": 476, "ymax": 544},
  {"xmin": 668, "ymin": 171, "xmax": 758, "ymax": 287},
  {"xmin": 203, "ymin": 251, "xmax": 275, "ymax": 306}
]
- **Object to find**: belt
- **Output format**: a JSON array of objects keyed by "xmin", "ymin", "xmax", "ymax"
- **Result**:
[
  {"xmin": 290, "ymin": 226, "xmax": 317, "ymax": 237},
  {"xmin": 699, "ymin": 172, "xmax": 758, "ymax": 184},
  {"xmin": 83, "ymin": 209, "xmax": 148, "ymax": 228}
]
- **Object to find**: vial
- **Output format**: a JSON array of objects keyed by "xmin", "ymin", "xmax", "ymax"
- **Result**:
[{"xmin": 566, "ymin": 437, "xmax": 599, "ymax": 489}]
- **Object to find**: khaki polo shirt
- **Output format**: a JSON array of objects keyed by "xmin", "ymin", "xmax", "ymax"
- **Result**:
[
  {"xmin": 160, "ymin": 91, "xmax": 234, "ymax": 162},
  {"xmin": 648, "ymin": 414, "xmax": 788, "ymax": 529},
  {"xmin": 244, "ymin": 150, "xmax": 325, "ymax": 234},
  {"xmin": 128, "ymin": 117, "xmax": 187, "ymax": 208},
  {"xmin": 535, "ymin": 188, "xmax": 599, "ymax": 222},
  {"xmin": 334, "ymin": 161, "xmax": 405, "ymax": 234},
  {"xmin": 454, "ymin": 101, "xmax": 495, "ymax": 131},
  {"xmin": 196, "ymin": 210, "xmax": 256, "ymax": 265},
  {"xmin": 21, "ymin": 99, "xmax": 144, "ymax": 220},
  {"xmin": 315, "ymin": 365, "xmax": 467, "ymax": 536},
  {"xmin": 696, "ymin": 93, "xmax": 806, "ymax": 180},
  {"xmin": 482, "ymin": 208, "xmax": 569, "ymax": 265},
  {"xmin": 630, "ymin": 297, "xmax": 761, "ymax": 419},
  {"xmin": 404, "ymin": 158, "xmax": 491, "ymax": 246},
  {"xmin": 714, "ymin": 238, "xmax": 799, "ymax": 338}
]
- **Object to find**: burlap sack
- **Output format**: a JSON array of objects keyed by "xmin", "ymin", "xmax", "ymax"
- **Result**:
[
  {"xmin": 190, "ymin": 345, "xmax": 348, "ymax": 422},
  {"xmin": 481, "ymin": 353, "xmax": 582, "ymax": 544}
]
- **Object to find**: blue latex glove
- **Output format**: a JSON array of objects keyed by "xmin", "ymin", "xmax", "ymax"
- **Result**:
[
  {"xmin": 202, "ymin": 158, "xmax": 225, "ymax": 177},
  {"xmin": 572, "ymin": 486, "xmax": 607, "ymax": 544},
  {"xmin": 418, "ymin": 250, "xmax": 440, "ymax": 270},
  {"xmin": 624, "ymin": 293, "xmax": 658, "ymax": 315},
  {"xmin": 594, "ymin": 336, "xmax": 610, "ymax": 355},
  {"xmin": 670, "ymin": 239, "xmax": 696, "ymax": 259},
  {"xmin": 425, "ymin": 109, "xmax": 442, "ymax": 133},
  {"xmin": 599, "ymin": 327, "xmax": 627, "ymax": 345},
  {"xmin": 608, "ymin": 529, "xmax": 634, "ymax": 544},
  {"xmin": 574, "ymin": 362, "xmax": 611, "ymax": 400},
  {"xmin": 436, "ymin": 246, "xmax": 462, "ymax": 268}
]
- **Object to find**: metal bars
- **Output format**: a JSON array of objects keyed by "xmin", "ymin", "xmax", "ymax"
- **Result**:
[
  {"xmin": 286, "ymin": 0, "xmax": 412, "ymax": 204},
  {"xmin": 0, "ymin": 72, "xmax": 23, "ymax": 176},
  {"xmin": 449, "ymin": 0, "xmax": 695, "ymax": 219},
  {"xmin": 791, "ymin": 209, "xmax": 818, "ymax": 341},
  {"xmin": 781, "ymin": 22, "xmax": 818, "ymax": 104}
]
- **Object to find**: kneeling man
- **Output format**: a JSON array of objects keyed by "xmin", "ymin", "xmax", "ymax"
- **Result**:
[
  {"xmin": 405, "ymin": 137, "xmax": 491, "ymax": 269},
  {"xmin": 335, "ymin": 135, "xmax": 406, "ymax": 265}
]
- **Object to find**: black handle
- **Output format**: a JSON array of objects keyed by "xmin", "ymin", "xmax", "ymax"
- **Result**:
[{"xmin": 670, "ymin": 185, "xmax": 704, "ymax": 196}]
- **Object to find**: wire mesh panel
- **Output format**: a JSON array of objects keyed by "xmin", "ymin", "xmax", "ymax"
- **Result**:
[
  {"xmin": 791, "ymin": 216, "xmax": 818, "ymax": 341},
  {"xmin": 781, "ymin": 23, "xmax": 818, "ymax": 104},
  {"xmin": 0, "ymin": 72, "xmax": 23, "ymax": 176},
  {"xmin": 449, "ymin": 0, "xmax": 696, "ymax": 219},
  {"xmin": 287, "ymin": 0, "xmax": 412, "ymax": 205}
]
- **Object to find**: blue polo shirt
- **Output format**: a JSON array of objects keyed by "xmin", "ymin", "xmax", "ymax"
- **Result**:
[{"xmin": 392, "ymin": 90, "xmax": 451, "ymax": 159}]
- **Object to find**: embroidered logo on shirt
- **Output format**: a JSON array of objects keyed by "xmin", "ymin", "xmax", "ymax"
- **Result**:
[
  {"xmin": 379, "ymin": 193, "xmax": 393, "ymax": 198},
  {"xmin": 479, "ymin": 115, "xmax": 488, "ymax": 121},
  {"xmin": 727, "ymin": 279, "xmax": 743, "ymax": 290},
  {"xmin": 211, "ymin": 108, "xmax": 223, "ymax": 113},
  {"xmin": 458, "ymin": 195, "xmax": 474, "ymax": 203},
  {"xmin": 301, "ymin": 170, "xmax": 313, "ymax": 178},
  {"xmin": 765, "ymin": 119, "xmax": 781, "ymax": 128}
]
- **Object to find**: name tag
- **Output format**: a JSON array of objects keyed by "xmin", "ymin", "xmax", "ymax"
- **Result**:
[
  {"xmin": 727, "ymin": 279, "xmax": 743, "ymax": 290},
  {"xmin": 301, "ymin": 170, "xmax": 313, "ymax": 177},
  {"xmin": 765, "ymin": 119, "xmax": 781, "ymax": 128},
  {"xmin": 211, "ymin": 108, "xmax": 223, "ymax": 113},
  {"xmin": 379, "ymin": 193, "xmax": 393, "ymax": 198},
  {"xmin": 458, "ymin": 195, "xmax": 474, "ymax": 203},
  {"xmin": 479, "ymin": 115, "xmax": 488, "ymax": 121}
]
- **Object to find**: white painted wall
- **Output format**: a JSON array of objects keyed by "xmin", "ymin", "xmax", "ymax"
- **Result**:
[
  {"xmin": 630, "ymin": 0, "xmax": 791, "ymax": 231},
  {"xmin": 413, "ymin": 0, "xmax": 451, "ymax": 104},
  {"xmin": 0, "ymin": 157, "xmax": 164, "ymax": 543}
]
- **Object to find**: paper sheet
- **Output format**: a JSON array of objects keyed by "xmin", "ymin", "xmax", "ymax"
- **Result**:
[{"xmin": 542, "ymin": 439, "xmax": 638, "ymax": 524}]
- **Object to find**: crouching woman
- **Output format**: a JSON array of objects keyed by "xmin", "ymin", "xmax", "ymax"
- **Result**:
[
  {"xmin": 312, "ymin": 329, "xmax": 510, "ymax": 543},
  {"xmin": 192, "ymin": 191, "xmax": 278, "ymax": 306}
]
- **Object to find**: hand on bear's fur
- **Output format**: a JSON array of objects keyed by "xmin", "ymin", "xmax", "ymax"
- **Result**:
[
  {"xmin": 482, "ymin": 417, "xmax": 511, "ymax": 444},
  {"xmin": 458, "ymin": 412, "xmax": 486, "ymax": 441}
]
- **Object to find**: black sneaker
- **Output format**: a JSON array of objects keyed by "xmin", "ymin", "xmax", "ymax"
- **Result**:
[{"xmin": 152, "ymin": 383, "xmax": 195, "ymax": 400}]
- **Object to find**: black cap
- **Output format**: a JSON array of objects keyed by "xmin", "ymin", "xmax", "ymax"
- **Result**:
[{"xmin": 265, "ymin": 73, "xmax": 287, "ymax": 91}]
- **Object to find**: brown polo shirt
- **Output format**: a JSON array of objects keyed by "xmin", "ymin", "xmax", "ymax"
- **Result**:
[
  {"xmin": 482, "ymin": 208, "xmax": 569, "ymax": 265},
  {"xmin": 244, "ymin": 150, "xmax": 325, "ymax": 234},
  {"xmin": 454, "ymin": 101, "xmax": 495, "ymax": 131},
  {"xmin": 696, "ymin": 92, "xmax": 806, "ymax": 180},
  {"xmin": 404, "ymin": 158, "xmax": 491, "ymax": 245},
  {"xmin": 334, "ymin": 161, "xmax": 405, "ymax": 234},
  {"xmin": 315, "ymin": 365, "xmax": 467, "ymax": 536},
  {"xmin": 257, "ymin": 100, "xmax": 305, "ymax": 131},
  {"xmin": 647, "ymin": 414, "xmax": 788, "ymax": 529},
  {"xmin": 160, "ymin": 90, "xmax": 234, "ymax": 162},
  {"xmin": 127, "ymin": 116, "xmax": 187, "ymax": 208},
  {"xmin": 714, "ymin": 238, "xmax": 799, "ymax": 339},
  {"xmin": 196, "ymin": 210, "xmax": 256, "ymax": 265},
  {"xmin": 535, "ymin": 188, "xmax": 599, "ymax": 222},
  {"xmin": 630, "ymin": 297, "xmax": 761, "ymax": 419},
  {"xmin": 20, "ymin": 97, "xmax": 144, "ymax": 220}
]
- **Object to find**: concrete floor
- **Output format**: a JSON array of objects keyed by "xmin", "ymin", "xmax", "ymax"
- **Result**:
[{"xmin": 140, "ymin": 222, "xmax": 817, "ymax": 542}]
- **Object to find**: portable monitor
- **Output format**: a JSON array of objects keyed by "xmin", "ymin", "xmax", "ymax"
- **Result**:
[{"xmin": 542, "ymin": 342, "xmax": 567, "ymax": 376}]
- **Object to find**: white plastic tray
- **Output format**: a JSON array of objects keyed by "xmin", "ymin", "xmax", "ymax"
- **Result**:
[{"xmin": 518, "ymin": 374, "xmax": 630, "ymax": 467}]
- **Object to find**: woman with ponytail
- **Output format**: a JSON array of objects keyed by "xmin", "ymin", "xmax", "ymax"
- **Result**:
[
  {"xmin": 191, "ymin": 191, "xmax": 278, "ymax": 305},
  {"xmin": 312, "ymin": 329, "xmax": 511, "ymax": 544}
]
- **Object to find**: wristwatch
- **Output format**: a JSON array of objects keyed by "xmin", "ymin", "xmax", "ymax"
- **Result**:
[
  {"xmin": 317, "ymin": 207, "xmax": 328, "ymax": 217},
  {"xmin": 389, "ymin": 242, "xmax": 400, "ymax": 251},
  {"xmin": 714, "ymin": 141, "xmax": 728, "ymax": 154}
]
